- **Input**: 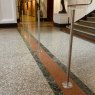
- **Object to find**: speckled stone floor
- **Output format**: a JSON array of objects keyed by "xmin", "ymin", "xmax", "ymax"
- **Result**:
[
  {"xmin": 27, "ymin": 24, "xmax": 95, "ymax": 93},
  {"xmin": 0, "ymin": 28, "xmax": 54, "ymax": 95}
]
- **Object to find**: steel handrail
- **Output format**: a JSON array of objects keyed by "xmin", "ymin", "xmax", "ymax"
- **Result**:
[{"xmin": 68, "ymin": 0, "xmax": 92, "ymax": 7}]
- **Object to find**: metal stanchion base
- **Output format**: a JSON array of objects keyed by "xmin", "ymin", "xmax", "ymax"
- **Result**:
[{"xmin": 62, "ymin": 82, "xmax": 73, "ymax": 89}]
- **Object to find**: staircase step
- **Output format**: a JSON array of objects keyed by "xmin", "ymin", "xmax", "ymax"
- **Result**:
[
  {"xmin": 78, "ymin": 20, "xmax": 95, "ymax": 27},
  {"xmin": 65, "ymin": 11, "xmax": 95, "ymax": 42},
  {"xmin": 74, "ymin": 29, "xmax": 95, "ymax": 41},
  {"xmin": 66, "ymin": 26, "xmax": 95, "ymax": 42},
  {"xmin": 92, "ymin": 13, "xmax": 95, "ymax": 17},
  {"xmin": 74, "ymin": 23, "xmax": 95, "ymax": 34},
  {"xmin": 87, "ymin": 17, "xmax": 95, "ymax": 22}
]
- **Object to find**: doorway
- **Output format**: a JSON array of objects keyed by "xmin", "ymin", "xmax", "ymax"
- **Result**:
[
  {"xmin": 17, "ymin": 0, "xmax": 54, "ymax": 22},
  {"xmin": 23, "ymin": 0, "xmax": 36, "ymax": 22},
  {"xmin": 47, "ymin": 0, "xmax": 54, "ymax": 21}
]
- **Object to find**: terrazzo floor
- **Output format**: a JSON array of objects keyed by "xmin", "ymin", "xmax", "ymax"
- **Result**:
[
  {"xmin": 0, "ymin": 28, "xmax": 55, "ymax": 95},
  {"xmin": 27, "ymin": 23, "xmax": 95, "ymax": 93}
]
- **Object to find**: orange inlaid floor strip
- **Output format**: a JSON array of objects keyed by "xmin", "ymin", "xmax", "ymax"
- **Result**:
[{"xmin": 21, "ymin": 31, "xmax": 86, "ymax": 95}]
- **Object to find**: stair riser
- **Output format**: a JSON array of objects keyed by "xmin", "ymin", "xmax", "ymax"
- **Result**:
[
  {"xmin": 87, "ymin": 18, "xmax": 95, "ymax": 22},
  {"xmin": 74, "ymin": 25, "xmax": 95, "ymax": 34},
  {"xmin": 92, "ymin": 13, "xmax": 95, "ymax": 17},
  {"xmin": 66, "ymin": 28, "xmax": 95, "ymax": 42},
  {"xmin": 74, "ymin": 30, "xmax": 95, "ymax": 41},
  {"xmin": 78, "ymin": 21, "xmax": 95, "ymax": 27}
]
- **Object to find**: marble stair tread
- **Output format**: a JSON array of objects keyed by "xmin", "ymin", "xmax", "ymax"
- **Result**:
[
  {"xmin": 79, "ymin": 20, "xmax": 95, "ymax": 24},
  {"xmin": 77, "ymin": 20, "xmax": 95, "ymax": 27},
  {"xmin": 67, "ymin": 23, "xmax": 95, "ymax": 31},
  {"xmin": 87, "ymin": 17, "xmax": 95, "ymax": 21},
  {"xmin": 73, "ymin": 29, "xmax": 95, "ymax": 37},
  {"xmin": 87, "ymin": 17, "xmax": 95, "ymax": 19},
  {"xmin": 74, "ymin": 23, "xmax": 95, "ymax": 30},
  {"xmin": 66, "ymin": 26, "xmax": 95, "ymax": 37}
]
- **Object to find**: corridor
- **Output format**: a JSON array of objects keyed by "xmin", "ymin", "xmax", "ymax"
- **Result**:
[{"xmin": 0, "ymin": 0, "xmax": 95, "ymax": 94}]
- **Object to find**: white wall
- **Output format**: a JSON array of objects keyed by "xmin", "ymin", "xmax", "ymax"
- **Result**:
[
  {"xmin": 68, "ymin": 0, "xmax": 95, "ymax": 21},
  {"xmin": 54, "ymin": 0, "xmax": 60, "ymax": 13},
  {"xmin": 0, "ymin": 0, "xmax": 17, "ymax": 24},
  {"xmin": 54, "ymin": 0, "xmax": 68, "ymax": 14},
  {"xmin": 16, "ymin": 0, "xmax": 19, "ymax": 19},
  {"xmin": 53, "ymin": 0, "xmax": 95, "ymax": 22},
  {"xmin": 53, "ymin": 0, "xmax": 69, "ymax": 24},
  {"xmin": 40, "ymin": 0, "xmax": 47, "ymax": 18},
  {"xmin": 37, "ymin": 0, "xmax": 47, "ymax": 18}
]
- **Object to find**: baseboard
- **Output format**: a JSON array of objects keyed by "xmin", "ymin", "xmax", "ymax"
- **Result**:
[
  {"xmin": 53, "ymin": 22, "xmax": 69, "ymax": 27},
  {"xmin": 0, "ymin": 23, "xmax": 17, "ymax": 28},
  {"xmin": 40, "ymin": 18, "xmax": 48, "ymax": 22},
  {"xmin": 17, "ymin": 19, "xmax": 20, "ymax": 22}
]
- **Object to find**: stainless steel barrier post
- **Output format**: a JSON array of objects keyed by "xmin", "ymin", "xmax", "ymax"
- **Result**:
[
  {"xmin": 62, "ymin": 9, "xmax": 75, "ymax": 89},
  {"xmin": 27, "ymin": 10, "xmax": 30, "ymax": 32},
  {"xmin": 37, "ymin": 0, "xmax": 41, "ymax": 53},
  {"xmin": 27, "ymin": 9, "xmax": 31, "ymax": 46},
  {"xmin": 22, "ymin": 10, "xmax": 23, "ymax": 31}
]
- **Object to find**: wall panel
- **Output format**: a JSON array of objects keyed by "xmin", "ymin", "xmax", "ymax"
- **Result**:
[{"xmin": 0, "ymin": 0, "xmax": 17, "ymax": 24}]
